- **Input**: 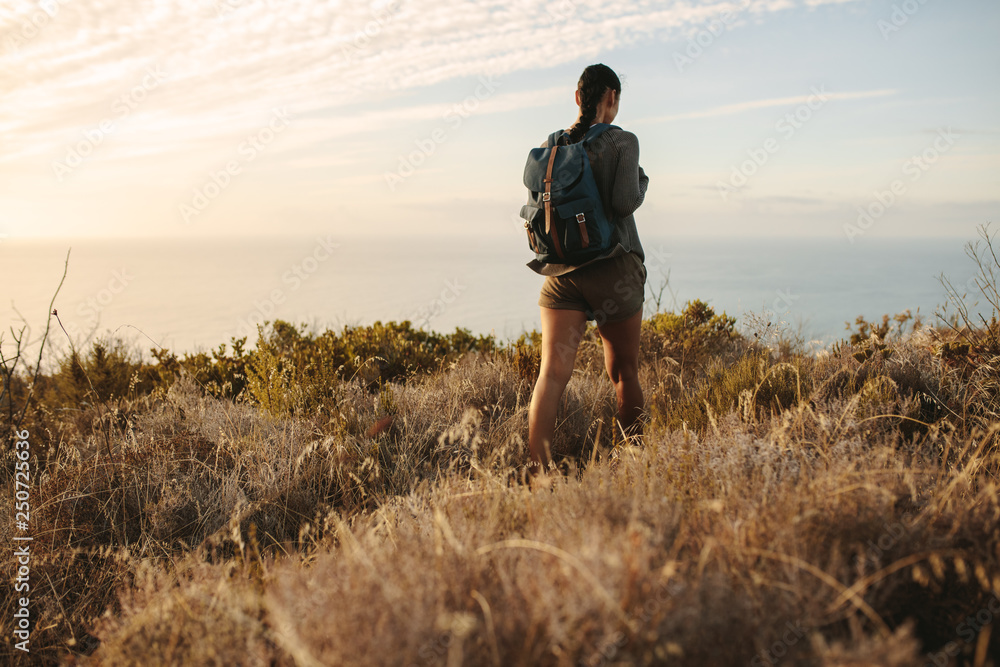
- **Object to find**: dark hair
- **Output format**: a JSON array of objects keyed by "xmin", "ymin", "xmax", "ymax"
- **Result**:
[{"xmin": 566, "ymin": 64, "xmax": 621, "ymax": 143}]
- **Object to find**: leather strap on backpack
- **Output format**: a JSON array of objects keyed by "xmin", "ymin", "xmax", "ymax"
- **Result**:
[
  {"xmin": 576, "ymin": 213, "xmax": 589, "ymax": 248},
  {"xmin": 543, "ymin": 146, "xmax": 565, "ymax": 261},
  {"xmin": 525, "ymin": 224, "xmax": 538, "ymax": 253}
]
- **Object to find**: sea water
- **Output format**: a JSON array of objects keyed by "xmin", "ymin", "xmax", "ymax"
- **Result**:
[{"xmin": 0, "ymin": 234, "xmax": 985, "ymax": 362}]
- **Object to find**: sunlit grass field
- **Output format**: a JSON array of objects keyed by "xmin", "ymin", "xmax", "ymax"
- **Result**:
[{"xmin": 3, "ymin": 229, "xmax": 1000, "ymax": 666}]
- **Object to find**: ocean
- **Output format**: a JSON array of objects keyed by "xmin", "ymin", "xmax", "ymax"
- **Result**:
[{"xmin": 0, "ymin": 234, "xmax": 987, "ymax": 362}]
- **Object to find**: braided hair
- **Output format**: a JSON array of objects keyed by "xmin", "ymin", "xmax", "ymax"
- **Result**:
[{"xmin": 566, "ymin": 64, "xmax": 621, "ymax": 143}]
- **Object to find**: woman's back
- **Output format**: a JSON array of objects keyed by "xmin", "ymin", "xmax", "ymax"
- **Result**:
[
  {"xmin": 527, "ymin": 126, "xmax": 648, "ymax": 277},
  {"xmin": 576, "ymin": 126, "xmax": 647, "ymax": 263}
]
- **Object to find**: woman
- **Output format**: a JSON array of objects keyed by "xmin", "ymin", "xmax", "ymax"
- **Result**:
[{"xmin": 526, "ymin": 63, "xmax": 650, "ymax": 480}]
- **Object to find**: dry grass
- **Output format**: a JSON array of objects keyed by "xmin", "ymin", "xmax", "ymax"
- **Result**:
[{"xmin": 2, "ymin": 313, "xmax": 1000, "ymax": 666}]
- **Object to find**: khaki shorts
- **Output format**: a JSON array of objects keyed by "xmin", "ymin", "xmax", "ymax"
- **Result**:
[{"xmin": 538, "ymin": 251, "xmax": 647, "ymax": 324}]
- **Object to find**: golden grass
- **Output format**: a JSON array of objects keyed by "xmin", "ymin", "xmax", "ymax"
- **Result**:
[{"xmin": 2, "ymin": 315, "xmax": 1000, "ymax": 666}]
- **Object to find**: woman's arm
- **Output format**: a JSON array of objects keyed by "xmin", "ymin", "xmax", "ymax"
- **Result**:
[{"xmin": 610, "ymin": 130, "xmax": 648, "ymax": 219}]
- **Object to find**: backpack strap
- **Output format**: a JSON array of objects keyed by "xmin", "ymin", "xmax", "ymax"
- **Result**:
[
  {"xmin": 543, "ymin": 145, "xmax": 565, "ymax": 261},
  {"xmin": 576, "ymin": 209, "xmax": 590, "ymax": 249},
  {"xmin": 546, "ymin": 130, "xmax": 566, "ymax": 148},
  {"xmin": 525, "ymin": 225, "xmax": 539, "ymax": 253},
  {"xmin": 582, "ymin": 123, "xmax": 618, "ymax": 145}
]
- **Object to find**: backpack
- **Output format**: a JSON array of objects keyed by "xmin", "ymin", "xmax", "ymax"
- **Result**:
[{"xmin": 520, "ymin": 123, "xmax": 618, "ymax": 264}]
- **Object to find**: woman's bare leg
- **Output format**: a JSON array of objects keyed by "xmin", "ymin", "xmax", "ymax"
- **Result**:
[
  {"xmin": 597, "ymin": 309, "xmax": 644, "ymax": 438},
  {"xmin": 528, "ymin": 307, "xmax": 588, "ymax": 476}
]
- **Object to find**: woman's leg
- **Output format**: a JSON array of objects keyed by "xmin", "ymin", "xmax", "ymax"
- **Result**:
[
  {"xmin": 596, "ymin": 309, "xmax": 644, "ymax": 438},
  {"xmin": 528, "ymin": 306, "xmax": 589, "ymax": 474}
]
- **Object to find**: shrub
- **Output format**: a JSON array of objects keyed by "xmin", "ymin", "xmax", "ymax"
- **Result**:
[
  {"xmin": 44, "ymin": 338, "xmax": 149, "ymax": 408},
  {"xmin": 502, "ymin": 331, "xmax": 541, "ymax": 386},
  {"xmin": 150, "ymin": 337, "xmax": 250, "ymax": 400},
  {"xmin": 245, "ymin": 320, "xmax": 498, "ymax": 416},
  {"xmin": 656, "ymin": 347, "xmax": 808, "ymax": 432},
  {"xmin": 642, "ymin": 299, "xmax": 739, "ymax": 370}
]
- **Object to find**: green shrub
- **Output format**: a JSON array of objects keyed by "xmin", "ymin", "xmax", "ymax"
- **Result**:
[
  {"xmin": 642, "ymin": 299, "xmax": 739, "ymax": 368},
  {"xmin": 845, "ymin": 310, "xmax": 923, "ymax": 347},
  {"xmin": 245, "ymin": 320, "xmax": 497, "ymax": 416},
  {"xmin": 501, "ymin": 331, "xmax": 541, "ymax": 387},
  {"xmin": 44, "ymin": 338, "xmax": 150, "ymax": 408},
  {"xmin": 150, "ymin": 337, "xmax": 249, "ymax": 400},
  {"xmin": 659, "ymin": 348, "xmax": 807, "ymax": 432}
]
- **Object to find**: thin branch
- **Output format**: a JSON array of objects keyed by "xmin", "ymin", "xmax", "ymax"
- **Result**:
[
  {"xmin": 14, "ymin": 248, "xmax": 71, "ymax": 434},
  {"xmin": 109, "ymin": 323, "xmax": 165, "ymax": 352}
]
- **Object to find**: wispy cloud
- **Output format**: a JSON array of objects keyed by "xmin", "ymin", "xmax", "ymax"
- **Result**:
[
  {"xmin": 635, "ymin": 89, "xmax": 899, "ymax": 124},
  {"xmin": 1, "ymin": 0, "xmax": 861, "ymax": 166}
]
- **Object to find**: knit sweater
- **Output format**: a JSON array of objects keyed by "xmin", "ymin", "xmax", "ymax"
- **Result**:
[{"xmin": 526, "ymin": 125, "xmax": 649, "ymax": 277}]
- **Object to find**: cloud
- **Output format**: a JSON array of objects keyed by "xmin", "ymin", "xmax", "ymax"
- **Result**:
[
  {"xmin": 635, "ymin": 89, "xmax": 898, "ymax": 124},
  {"xmin": 0, "ymin": 0, "xmax": 862, "ymax": 165}
]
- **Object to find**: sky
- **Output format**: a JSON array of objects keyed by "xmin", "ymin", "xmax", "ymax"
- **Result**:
[{"xmin": 1, "ymin": 0, "xmax": 998, "ymax": 243}]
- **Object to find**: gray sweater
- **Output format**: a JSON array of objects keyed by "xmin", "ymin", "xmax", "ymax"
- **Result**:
[{"xmin": 526, "ymin": 126, "xmax": 649, "ymax": 277}]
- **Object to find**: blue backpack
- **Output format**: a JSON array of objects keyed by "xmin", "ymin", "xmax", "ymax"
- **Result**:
[{"xmin": 520, "ymin": 123, "xmax": 618, "ymax": 264}]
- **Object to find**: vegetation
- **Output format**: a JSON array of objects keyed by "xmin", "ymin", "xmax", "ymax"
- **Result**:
[{"xmin": 2, "ymin": 227, "xmax": 1000, "ymax": 665}]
